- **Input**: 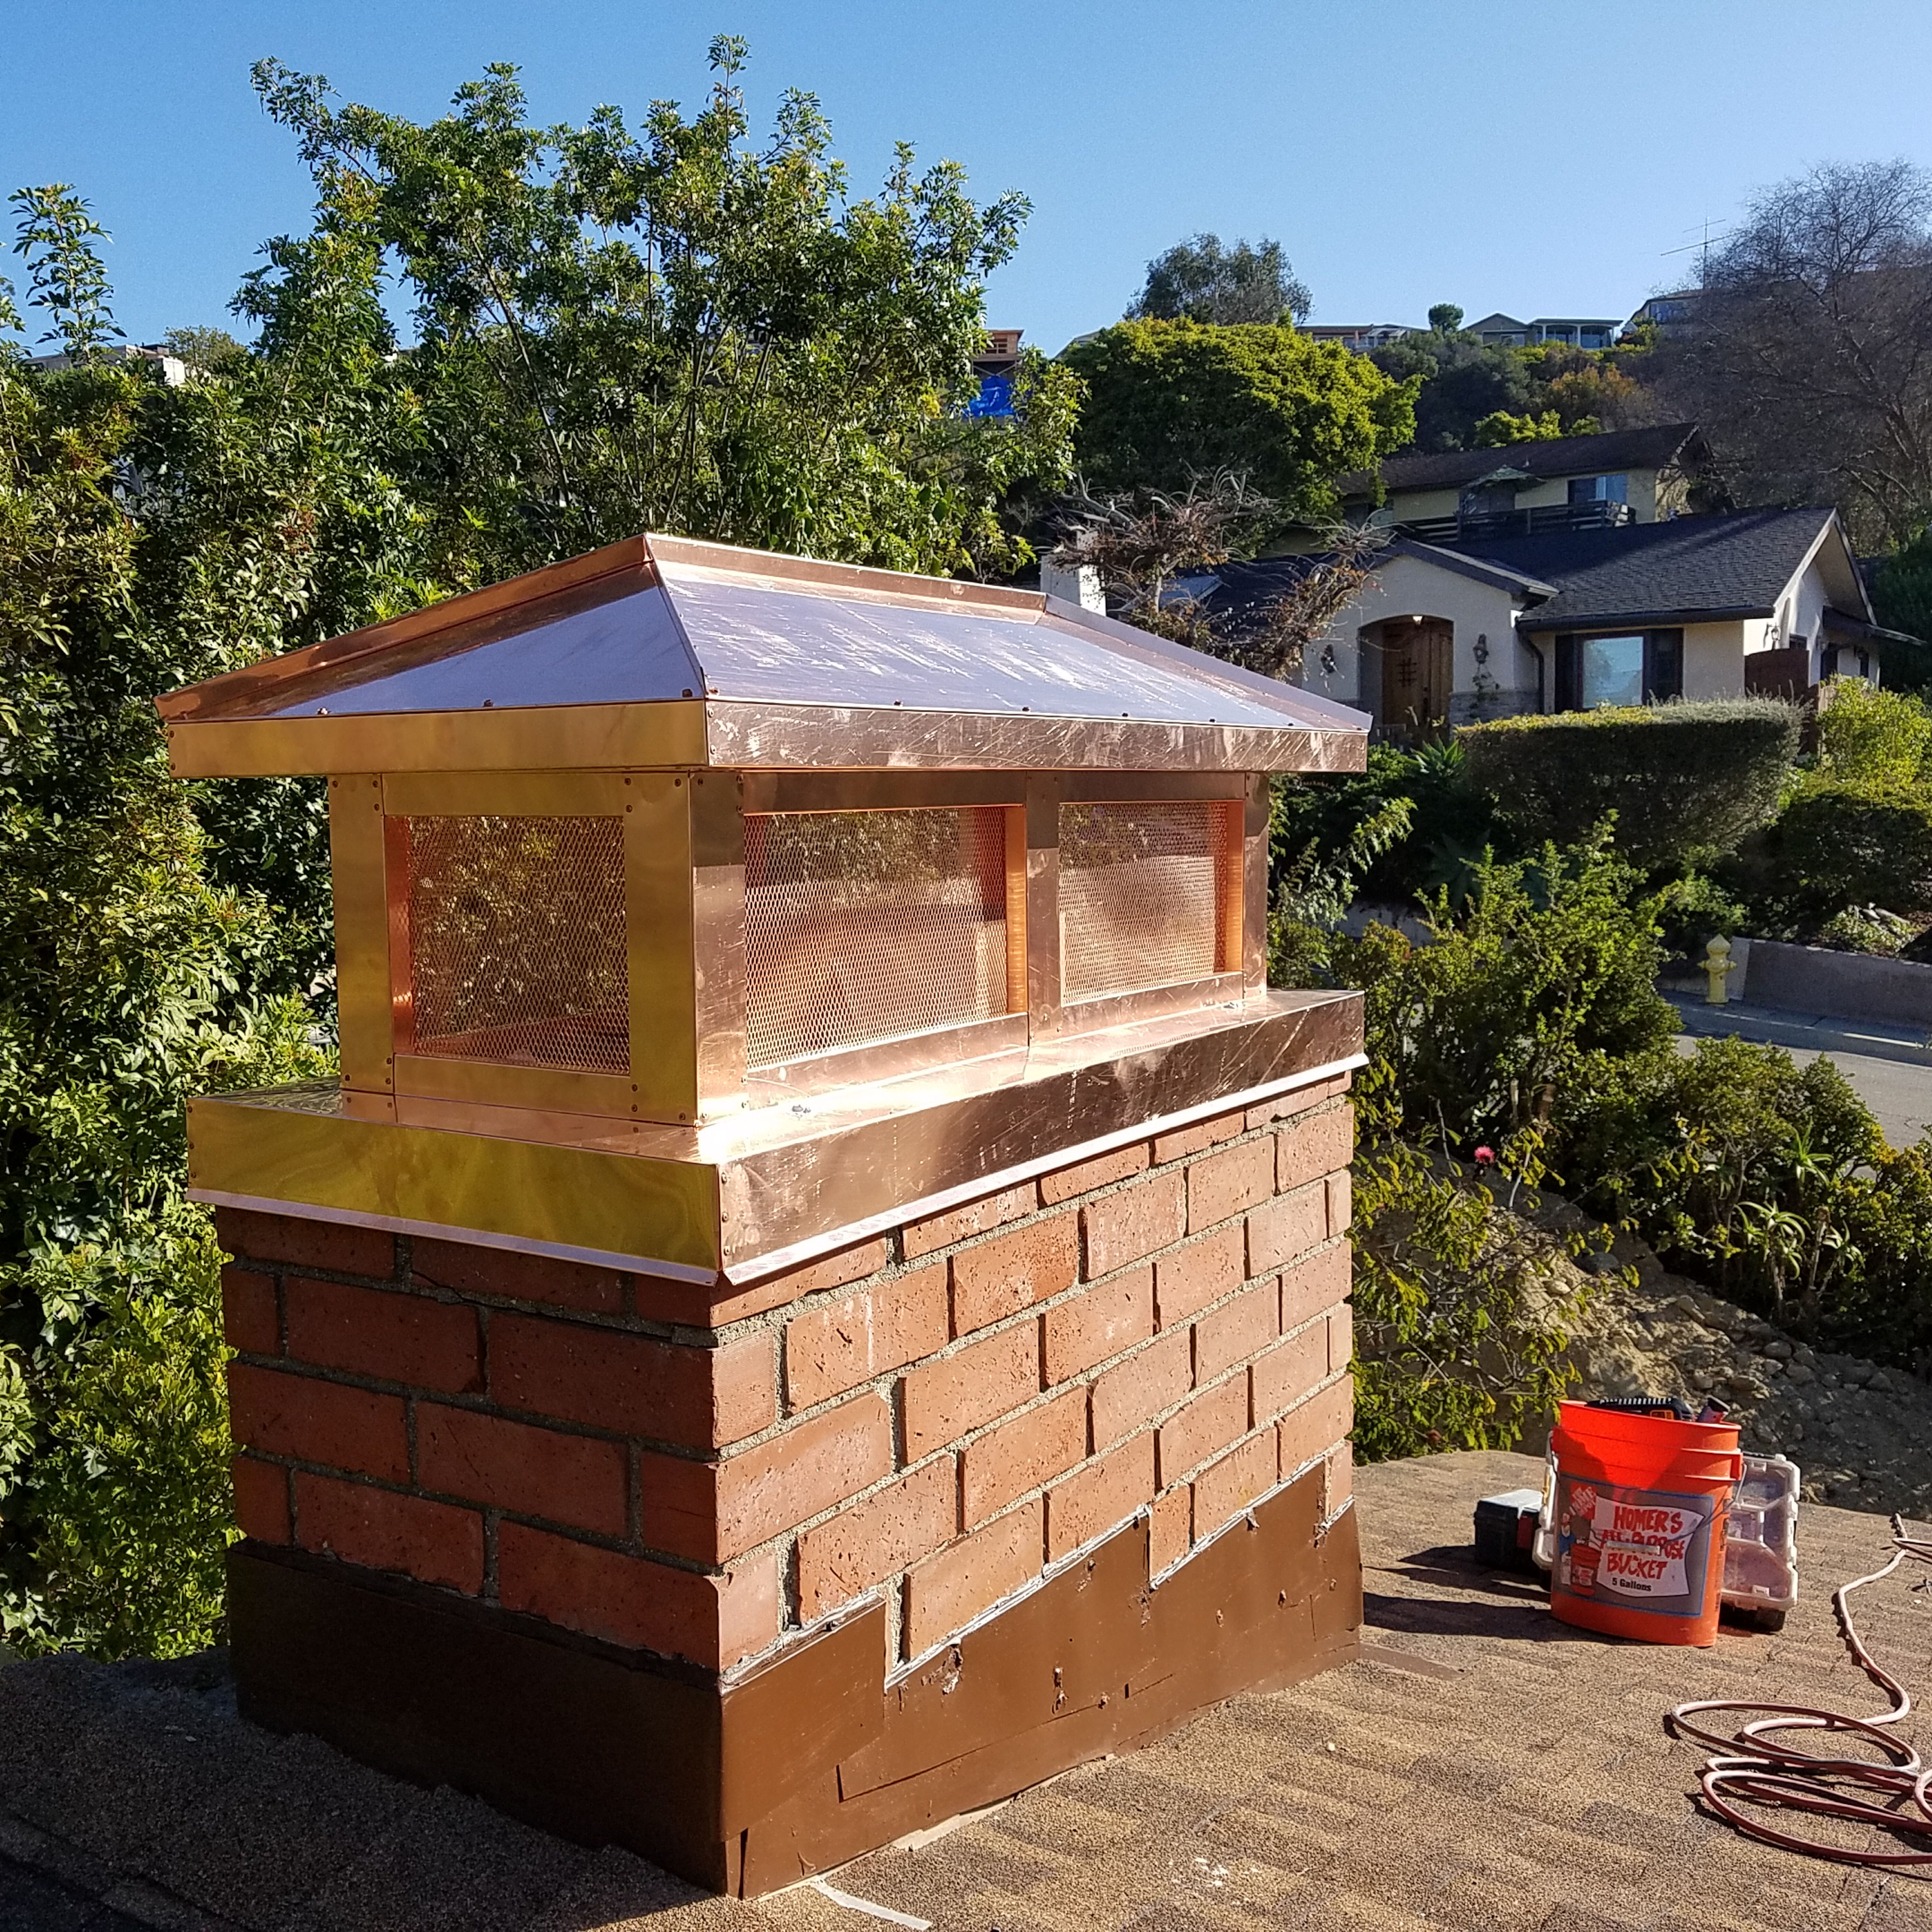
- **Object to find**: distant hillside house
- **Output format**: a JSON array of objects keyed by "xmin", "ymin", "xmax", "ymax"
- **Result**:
[
  {"xmin": 966, "ymin": 328, "xmax": 1025, "ymax": 417},
  {"xmin": 1197, "ymin": 507, "xmax": 1883, "ymax": 742},
  {"xmin": 1335, "ymin": 424, "xmax": 1711, "ymax": 549},
  {"xmin": 1303, "ymin": 323, "xmax": 1419, "ymax": 351},
  {"xmin": 1626, "ymin": 292, "xmax": 1699, "ymax": 337},
  {"xmin": 1463, "ymin": 311, "xmax": 1623, "ymax": 349}
]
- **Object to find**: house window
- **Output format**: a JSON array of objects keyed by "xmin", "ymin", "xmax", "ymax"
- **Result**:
[
  {"xmin": 1553, "ymin": 630, "xmax": 1683, "ymax": 709},
  {"xmin": 1567, "ymin": 474, "xmax": 1628, "ymax": 505}
]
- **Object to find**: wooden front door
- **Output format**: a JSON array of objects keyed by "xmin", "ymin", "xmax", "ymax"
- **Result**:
[{"xmin": 1380, "ymin": 620, "xmax": 1453, "ymax": 742}]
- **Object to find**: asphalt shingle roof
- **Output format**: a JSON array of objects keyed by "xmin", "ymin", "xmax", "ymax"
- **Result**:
[
  {"xmin": 4, "ymin": 1452, "xmax": 1930, "ymax": 1930},
  {"xmin": 1340, "ymin": 422, "xmax": 1704, "ymax": 498},
  {"xmin": 1459, "ymin": 506, "xmax": 1838, "ymax": 630}
]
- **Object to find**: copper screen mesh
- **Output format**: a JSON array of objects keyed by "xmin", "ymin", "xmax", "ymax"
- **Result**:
[
  {"xmin": 743, "ymin": 807, "xmax": 1010, "ymax": 1069},
  {"xmin": 403, "ymin": 814, "xmax": 629, "ymax": 1072},
  {"xmin": 1059, "ymin": 802, "xmax": 1232, "ymax": 1002}
]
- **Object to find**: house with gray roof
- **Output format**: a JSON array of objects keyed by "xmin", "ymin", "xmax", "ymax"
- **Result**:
[
  {"xmin": 1335, "ymin": 424, "xmax": 1712, "ymax": 548},
  {"xmin": 1200, "ymin": 506, "xmax": 1881, "ymax": 741}
]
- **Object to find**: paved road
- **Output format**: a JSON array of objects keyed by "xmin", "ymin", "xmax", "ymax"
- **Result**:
[{"xmin": 1669, "ymin": 995, "xmax": 1932, "ymax": 1147}]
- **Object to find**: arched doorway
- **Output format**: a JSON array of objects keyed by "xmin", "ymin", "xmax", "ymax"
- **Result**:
[{"xmin": 1370, "ymin": 616, "xmax": 1453, "ymax": 742}]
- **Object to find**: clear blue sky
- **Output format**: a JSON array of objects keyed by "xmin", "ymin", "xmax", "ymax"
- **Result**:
[{"xmin": 5, "ymin": 1, "xmax": 1932, "ymax": 357}]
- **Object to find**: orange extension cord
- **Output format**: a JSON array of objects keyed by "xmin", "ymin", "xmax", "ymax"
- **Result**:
[{"xmin": 1667, "ymin": 1515, "xmax": 1932, "ymax": 1869}]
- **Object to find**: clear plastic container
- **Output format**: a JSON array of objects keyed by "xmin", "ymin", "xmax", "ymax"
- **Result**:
[{"xmin": 1723, "ymin": 1452, "xmax": 1800, "ymax": 1629}]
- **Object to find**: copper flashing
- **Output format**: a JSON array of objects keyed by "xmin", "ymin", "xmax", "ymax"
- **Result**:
[
  {"xmin": 186, "ymin": 987, "xmax": 1363, "ymax": 1285},
  {"xmin": 224, "ymin": 1461, "xmax": 1359, "ymax": 1898}
]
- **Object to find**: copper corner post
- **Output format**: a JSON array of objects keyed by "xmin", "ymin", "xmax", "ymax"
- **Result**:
[{"xmin": 164, "ymin": 533, "xmax": 1372, "ymax": 1897}]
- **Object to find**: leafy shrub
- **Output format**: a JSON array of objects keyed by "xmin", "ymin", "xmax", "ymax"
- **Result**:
[
  {"xmin": 1271, "ymin": 738, "xmax": 1507, "ymax": 911},
  {"xmin": 1274, "ymin": 840, "xmax": 1678, "ymax": 1457},
  {"xmin": 1754, "ymin": 779, "xmax": 1932, "ymax": 921},
  {"xmin": 1, "ymin": 1210, "xmax": 234, "ymax": 1657},
  {"xmin": 1349, "ymin": 1121, "xmax": 1594, "ymax": 1461},
  {"xmin": 1814, "ymin": 677, "xmax": 1932, "ymax": 787},
  {"xmin": 1570, "ymin": 1033, "xmax": 1932, "ymax": 1363},
  {"xmin": 1458, "ymin": 697, "xmax": 1800, "ymax": 867}
]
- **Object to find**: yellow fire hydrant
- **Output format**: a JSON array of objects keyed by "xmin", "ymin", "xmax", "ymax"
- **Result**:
[{"xmin": 1703, "ymin": 935, "xmax": 1735, "ymax": 1006}]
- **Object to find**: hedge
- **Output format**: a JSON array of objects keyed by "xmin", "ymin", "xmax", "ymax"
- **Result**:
[
  {"xmin": 1766, "ymin": 779, "xmax": 1932, "ymax": 918},
  {"xmin": 1457, "ymin": 697, "xmax": 1801, "ymax": 865}
]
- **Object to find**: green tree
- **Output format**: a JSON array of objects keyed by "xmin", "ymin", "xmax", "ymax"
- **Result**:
[
  {"xmin": 1474, "ymin": 407, "xmax": 1572, "ymax": 446},
  {"xmin": 1426, "ymin": 302, "xmax": 1463, "ymax": 334},
  {"xmin": 0, "ymin": 206, "xmax": 338, "ymax": 1656},
  {"xmin": 251, "ymin": 40, "xmax": 1078, "ymax": 582},
  {"xmin": 1061, "ymin": 318, "xmax": 1415, "ymax": 518},
  {"xmin": 0, "ymin": 41, "xmax": 1081, "ymax": 1657},
  {"xmin": 1126, "ymin": 232, "xmax": 1312, "ymax": 327},
  {"xmin": 1873, "ymin": 522, "xmax": 1932, "ymax": 646}
]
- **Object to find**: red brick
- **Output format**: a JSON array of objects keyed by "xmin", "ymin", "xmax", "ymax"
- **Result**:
[
  {"xmin": 1278, "ymin": 1374, "xmax": 1354, "ymax": 1480},
  {"xmin": 903, "ymin": 1183, "xmax": 1034, "ymax": 1261},
  {"xmin": 226, "ymin": 1364, "xmax": 409, "ymax": 1483},
  {"xmin": 1195, "ymin": 1280, "xmax": 1277, "ymax": 1383},
  {"xmin": 1037, "ymin": 1142, "xmax": 1149, "ymax": 1207},
  {"xmin": 1277, "ymin": 1104, "xmax": 1355, "ymax": 1193},
  {"xmin": 1150, "ymin": 1484, "xmax": 1192, "ymax": 1575},
  {"xmin": 490, "ymin": 1316, "xmax": 774, "ymax": 1450},
  {"xmin": 630, "ymin": 1239, "xmax": 895, "ymax": 1330},
  {"xmin": 1280, "ymin": 1243, "xmax": 1351, "ymax": 1334},
  {"xmin": 1329, "ymin": 1303, "xmax": 1353, "ymax": 1375},
  {"xmin": 1327, "ymin": 1170, "xmax": 1353, "ymax": 1237},
  {"xmin": 1080, "ymin": 1170, "xmax": 1184, "ymax": 1279},
  {"xmin": 1252, "ymin": 1321, "xmax": 1329, "ymax": 1424},
  {"xmin": 1245, "ymin": 1074, "xmax": 1348, "ymax": 1132},
  {"xmin": 1186, "ymin": 1139, "xmax": 1274, "ymax": 1233},
  {"xmin": 713, "ymin": 1395, "xmax": 894, "ymax": 1560},
  {"xmin": 1247, "ymin": 1185, "xmax": 1327, "ymax": 1277},
  {"xmin": 1152, "ymin": 1224, "xmax": 1244, "ymax": 1330},
  {"xmin": 222, "ymin": 1266, "xmax": 279, "ymax": 1357},
  {"xmin": 949, "ymin": 1215, "xmax": 1079, "ymax": 1337},
  {"xmin": 410, "ymin": 1236, "xmax": 621, "ymax": 1316},
  {"xmin": 416, "ymin": 1404, "xmax": 626, "ymax": 1536},
  {"xmin": 1046, "ymin": 1431, "xmax": 1155, "ymax": 1561},
  {"xmin": 1192, "ymin": 1429, "xmax": 1278, "ymax": 1537},
  {"xmin": 1042, "ymin": 1268, "xmax": 1152, "ymax": 1385},
  {"xmin": 796, "ymin": 1456, "xmax": 958, "ymax": 1620},
  {"xmin": 284, "ymin": 1278, "xmax": 481, "ymax": 1395},
  {"xmin": 497, "ymin": 1522, "xmax": 779, "ymax": 1670},
  {"xmin": 904, "ymin": 1499, "xmax": 1043, "ymax": 1658},
  {"xmin": 903, "ymin": 1324, "xmax": 1039, "ymax": 1458},
  {"xmin": 1324, "ymin": 1445, "xmax": 1353, "ymax": 1518},
  {"xmin": 635, "ymin": 1450, "xmax": 715, "ymax": 1560},
  {"xmin": 1152, "ymin": 1108, "xmax": 1244, "ymax": 1165},
  {"xmin": 960, "ymin": 1388, "xmax": 1086, "ymax": 1525},
  {"xmin": 750, "ymin": 1238, "xmax": 889, "ymax": 1304},
  {"xmin": 785, "ymin": 1266, "xmax": 947, "ymax": 1411},
  {"xmin": 216, "ymin": 1207, "xmax": 394, "ymax": 1282},
  {"xmin": 293, "ymin": 1470, "xmax": 483, "ymax": 1594},
  {"xmin": 1156, "ymin": 1375, "xmax": 1248, "ymax": 1486},
  {"xmin": 231, "ymin": 1454, "xmax": 290, "ymax": 1544},
  {"xmin": 1089, "ymin": 1328, "xmax": 1192, "ymax": 1450}
]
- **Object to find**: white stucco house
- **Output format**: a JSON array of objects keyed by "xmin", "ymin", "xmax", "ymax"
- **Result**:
[{"xmin": 1196, "ymin": 506, "xmax": 1882, "ymax": 741}]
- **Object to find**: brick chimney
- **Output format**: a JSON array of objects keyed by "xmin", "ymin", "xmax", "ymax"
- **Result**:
[{"xmin": 161, "ymin": 534, "xmax": 1369, "ymax": 1897}]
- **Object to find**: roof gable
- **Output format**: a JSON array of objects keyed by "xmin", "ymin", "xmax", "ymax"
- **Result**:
[
  {"xmin": 1343, "ymin": 424, "xmax": 1703, "ymax": 499},
  {"xmin": 1455, "ymin": 507, "xmax": 1860, "ymax": 630}
]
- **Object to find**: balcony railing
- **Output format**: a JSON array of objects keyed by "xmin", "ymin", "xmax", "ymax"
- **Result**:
[{"xmin": 1397, "ymin": 499, "xmax": 1633, "ymax": 547}]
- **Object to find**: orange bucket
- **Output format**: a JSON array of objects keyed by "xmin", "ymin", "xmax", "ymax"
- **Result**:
[{"xmin": 1548, "ymin": 1400, "xmax": 1742, "ymax": 1646}]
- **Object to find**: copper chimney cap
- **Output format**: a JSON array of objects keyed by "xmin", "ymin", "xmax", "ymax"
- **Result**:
[{"xmin": 157, "ymin": 533, "xmax": 1368, "ymax": 778}]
